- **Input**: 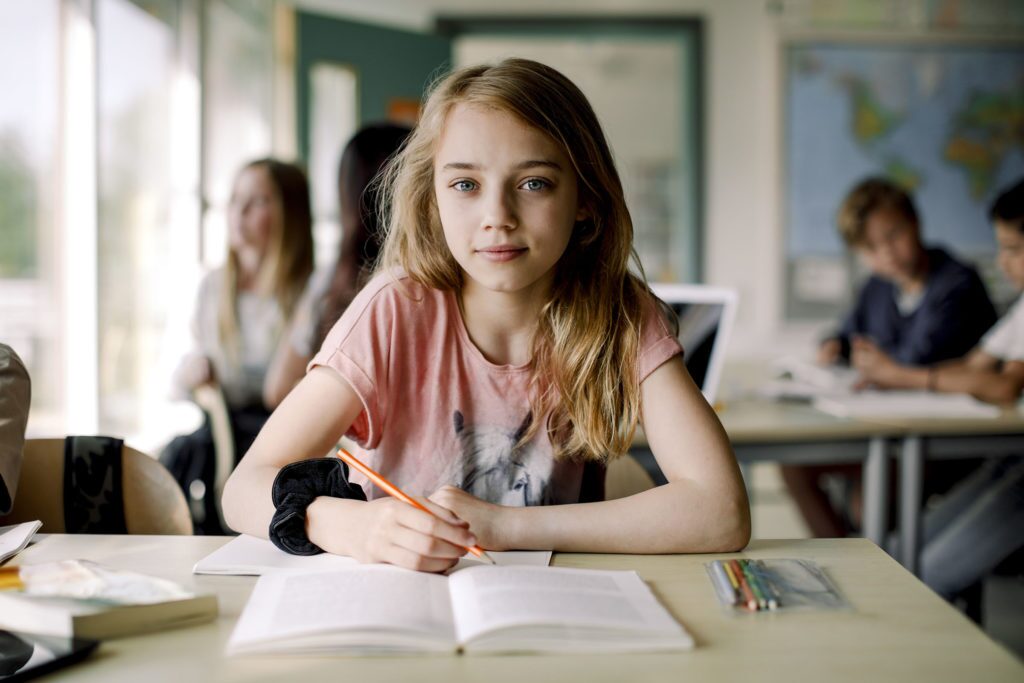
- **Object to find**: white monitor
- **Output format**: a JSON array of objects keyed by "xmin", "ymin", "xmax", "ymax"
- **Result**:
[{"xmin": 650, "ymin": 284, "xmax": 738, "ymax": 404}]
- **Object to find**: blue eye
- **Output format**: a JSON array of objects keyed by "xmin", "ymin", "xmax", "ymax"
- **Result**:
[
  {"xmin": 521, "ymin": 178, "xmax": 549, "ymax": 192},
  {"xmin": 452, "ymin": 180, "xmax": 477, "ymax": 192}
]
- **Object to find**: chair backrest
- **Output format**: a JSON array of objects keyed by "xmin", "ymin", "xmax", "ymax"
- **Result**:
[
  {"xmin": 0, "ymin": 438, "xmax": 191, "ymax": 535},
  {"xmin": 605, "ymin": 454, "xmax": 656, "ymax": 500},
  {"xmin": 191, "ymin": 383, "xmax": 235, "ymax": 532}
]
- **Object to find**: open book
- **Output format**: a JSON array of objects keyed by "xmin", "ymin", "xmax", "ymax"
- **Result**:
[
  {"xmin": 194, "ymin": 534, "xmax": 551, "ymax": 576},
  {"xmin": 228, "ymin": 565, "xmax": 692, "ymax": 655}
]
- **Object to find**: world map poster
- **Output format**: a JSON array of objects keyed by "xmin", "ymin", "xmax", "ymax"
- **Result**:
[{"xmin": 785, "ymin": 42, "xmax": 1024, "ymax": 259}]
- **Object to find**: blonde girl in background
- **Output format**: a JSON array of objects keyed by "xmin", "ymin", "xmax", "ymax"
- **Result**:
[
  {"xmin": 224, "ymin": 59, "xmax": 749, "ymax": 568},
  {"xmin": 164, "ymin": 158, "xmax": 314, "ymax": 534}
]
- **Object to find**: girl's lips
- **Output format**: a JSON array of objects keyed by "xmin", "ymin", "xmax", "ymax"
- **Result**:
[{"xmin": 477, "ymin": 247, "xmax": 527, "ymax": 262}]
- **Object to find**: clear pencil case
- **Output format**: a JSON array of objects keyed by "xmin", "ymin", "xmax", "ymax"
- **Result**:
[{"xmin": 704, "ymin": 558, "xmax": 851, "ymax": 614}]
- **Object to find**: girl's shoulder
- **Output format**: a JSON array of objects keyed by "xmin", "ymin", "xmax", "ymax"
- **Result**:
[
  {"xmin": 351, "ymin": 268, "xmax": 446, "ymax": 313},
  {"xmin": 320, "ymin": 269, "xmax": 450, "ymax": 345}
]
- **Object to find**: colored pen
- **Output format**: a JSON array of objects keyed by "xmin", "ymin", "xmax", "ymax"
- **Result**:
[
  {"xmin": 729, "ymin": 559, "xmax": 758, "ymax": 611},
  {"xmin": 709, "ymin": 561, "xmax": 739, "ymax": 607},
  {"xmin": 335, "ymin": 447, "xmax": 496, "ymax": 565},
  {"xmin": 739, "ymin": 560, "xmax": 768, "ymax": 610},
  {"xmin": 752, "ymin": 560, "xmax": 781, "ymax": 610}
]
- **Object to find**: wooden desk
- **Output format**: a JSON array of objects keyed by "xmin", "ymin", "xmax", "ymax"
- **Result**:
[{"xmin": 10, "ymin": 535, "xmax": 1021, "ymax": 682}]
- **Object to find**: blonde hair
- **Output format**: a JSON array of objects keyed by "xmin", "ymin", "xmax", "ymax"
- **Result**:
[
  {"xmin": 218, "ymin": 159, "xmax": 314, "ymax": 357},
  {"xmin": 378, "ymin": 58, "xmax": 662, "ymax": 462}
]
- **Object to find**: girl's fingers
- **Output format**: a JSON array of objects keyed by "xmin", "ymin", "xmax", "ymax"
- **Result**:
[
  {"xmin": 388, "ymin": 524, "xmax": 467, "ymax": 560},
  {"xmin": 395, "ymin": 505, "xmax": 477, "ymax": 549},
  {"xmin": 384, "ymin": 545, "xmax": 460, "ymax": 573},
  {"xmin": 414, "ymin": 496, "xmax": 468, "ymax": 526}
]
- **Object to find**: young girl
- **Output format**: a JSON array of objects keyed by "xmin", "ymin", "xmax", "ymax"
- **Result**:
[
  {"xmin": 223, "ymin": 59, "xmax": 749, "ymax": 570},
  {"xmin": 163, "ymin": 158, "xmax": 314, "ymax": 533}
]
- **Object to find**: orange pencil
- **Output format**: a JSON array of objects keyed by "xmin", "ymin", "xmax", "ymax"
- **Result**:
[{"xmin": 335, "ymin": 447, "xmax": 496, "ymax": 565}]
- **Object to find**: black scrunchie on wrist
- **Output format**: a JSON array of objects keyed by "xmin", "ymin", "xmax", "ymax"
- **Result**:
[{"xmin": 269, "ymin": 458, "xmax": 367, "ymax": 555}]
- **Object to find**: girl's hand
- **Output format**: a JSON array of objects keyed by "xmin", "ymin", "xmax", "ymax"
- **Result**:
[
  {"xmin": 429, "ymin": 486, "xmax": 509, "ymax": 551},
  {"xmin": 308, "ymin": 495, "xmax": 477, "ymax": 573}
]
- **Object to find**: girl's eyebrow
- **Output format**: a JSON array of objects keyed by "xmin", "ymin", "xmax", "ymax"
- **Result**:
[{"xmin": 440, "ymin": 159, "xmax": 564, "ymax": 172}]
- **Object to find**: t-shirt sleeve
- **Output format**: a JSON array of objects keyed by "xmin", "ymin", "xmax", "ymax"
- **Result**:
[
  {"xmin": 637, "ymin": 295, "xmax": 685, "ymax": 383},
  {"xmin": 307, "ymin": 275, "xmax": 398, "ymax": 449},
  {"xmin": 981, "ymin": 296, "xmax": 1024, "ymax": 362}
]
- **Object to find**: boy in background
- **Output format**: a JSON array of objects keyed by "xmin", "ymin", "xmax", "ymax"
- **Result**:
[
  {"xmin": 853, "ymin": 177, "xmax": 1024, "ymax": 603},
  {"xmin": 785, "ymin": 177, "xmax": 998, "ymax": 537}
]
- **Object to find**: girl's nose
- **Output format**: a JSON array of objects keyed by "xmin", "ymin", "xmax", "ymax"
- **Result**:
[{"xmin": 481, "ymin": 188, "xmax": 517, "ymax": 231}]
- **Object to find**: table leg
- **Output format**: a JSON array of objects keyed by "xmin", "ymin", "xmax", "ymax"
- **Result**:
[
  {"xmin": 862, "ymin": 436, "xmax": 888, "ymax": 547},
  {"xmin": 899, "ymin": 435, "xmax": 924, "ymax": 574}
]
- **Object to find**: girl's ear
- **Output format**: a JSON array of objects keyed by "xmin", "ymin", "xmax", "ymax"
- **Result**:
[{"xmin": 575, "ymin": 205, "xmax": 590, "ymax": 222}]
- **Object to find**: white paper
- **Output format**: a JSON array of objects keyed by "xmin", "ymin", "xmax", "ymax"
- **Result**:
[
  {"xmin": 194, "ymin": 534, "xmax": 551, "ymax": 576},
  {"xmin": 813, "ymin": 391, "xmax": 1004, "ymax": 419},
  {"xmin": 0, "ymin": 521, "xmax": 41, "ymax": 565}
]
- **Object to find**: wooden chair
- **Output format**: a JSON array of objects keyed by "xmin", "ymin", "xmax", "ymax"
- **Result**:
[
  {"xmin": 190, "ymin": 383, "xmax": 236, "ymax": 532},
  {"xmin": 605, "ymin": 453, "xmax": 657, "ymax": 500},
  {"xmin": 0, "ymin": 438, "xmax": 191, "ymax": 535}
]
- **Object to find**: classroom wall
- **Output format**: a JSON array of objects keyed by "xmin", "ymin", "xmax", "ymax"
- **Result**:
[{"xmin": 290, "ymin": 0, "xmax": 1020, "ymax": 361}]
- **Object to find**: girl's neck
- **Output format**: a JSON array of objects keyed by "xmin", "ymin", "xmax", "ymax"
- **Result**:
[
  {"xmin": 458, "ymin": 279, "xmax": 550, "ymax": 366},
  {"xmin": 235, "ymin": 250, "xmax": 264, "ymax": 292}
]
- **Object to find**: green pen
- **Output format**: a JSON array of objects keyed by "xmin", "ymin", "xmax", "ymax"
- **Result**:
[{"xmin": 739, "ymin": 560, "xmax": 767, "ymax": 610}]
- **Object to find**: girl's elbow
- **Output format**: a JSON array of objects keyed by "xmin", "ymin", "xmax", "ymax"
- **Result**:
[
  {"xmin": 220, "ymin": 472, "xmax": 245, "ymax": 532},
  {"xmin": 719, "ymin": 491, "xmax": 752, "ymax": 552}
]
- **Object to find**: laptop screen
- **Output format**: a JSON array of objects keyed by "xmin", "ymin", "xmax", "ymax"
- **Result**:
[
  {"xmin": 667, "ymin": 301, "xmax": 725, "ymax": 394},
  {"xmin": 651, "ymin": 284, "xmax": 737, "ymax": 403}
]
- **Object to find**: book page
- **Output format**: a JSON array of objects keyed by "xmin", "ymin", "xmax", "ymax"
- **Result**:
[
  {"xmin": 228, "ymin": 566, "xmax": 454, "ymax": 654},
  {"xmin": 448, "ymin": 566, "xmax": 685, "ymax": 645}
]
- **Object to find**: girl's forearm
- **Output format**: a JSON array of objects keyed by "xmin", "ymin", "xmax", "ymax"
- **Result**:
[
  {"xmin": 500, "ymin": 480, "xmax": 750, "ymax": 554},
  {"xmin": 221, "ymin": 463, "xmax": 281, "ymax": 537}
]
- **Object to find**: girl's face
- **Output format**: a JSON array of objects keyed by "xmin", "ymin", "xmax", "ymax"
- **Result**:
[
  {"xmin": 433, "ymin": 103, "xmax": 585, "ymax": 301},
  {"xmin": 995, "ymin": 220, "xmax": 1024, "ymax": 290},
  {"xmin": 228, "ymin": 165, "xmax": 280, "ymax": 263}
]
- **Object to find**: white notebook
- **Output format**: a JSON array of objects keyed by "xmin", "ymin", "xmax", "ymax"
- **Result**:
[
  {"xmin": 0, "ymin": 521, "xmax": 41, "ymax": 565},
  {"xmin": 227, "ymin": 565, "xmax": 692, "ymax": 656},
  {"xmin": 193, "ymin": 534, "xmax": 551, "ymax": 576},
  {"xmin": 813, "ymin": 391, "xmax": 1004, "ymax": 419}
]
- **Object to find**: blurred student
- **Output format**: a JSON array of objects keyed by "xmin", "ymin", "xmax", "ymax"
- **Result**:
[
  {"xmin": 162, "ymin": 158, "xmax": 314, "ymax": 533},
  {"xmin": 0, "ymin": 344, "xmax": 30, "ymax": 516},
  {"xmin": 785, "ymin": 177, "xmax": 998, "ymax": 537},
  {"xmin": 856, "ymin": 178, "xmax": 1024, "ymax": 601},
  {"xmin": 263, "ymin": 124, "xmax": 411, "ymax": 408}
]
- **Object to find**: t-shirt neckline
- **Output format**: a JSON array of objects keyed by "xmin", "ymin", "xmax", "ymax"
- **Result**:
[{"xmin": 446, "ymin": 288, "xmax": 532, "ymax": 374}]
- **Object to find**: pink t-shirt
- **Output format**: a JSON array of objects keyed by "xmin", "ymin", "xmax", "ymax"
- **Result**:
[{"xmin": 309, "ymin": 271, "xmax": 683, "ymax": 506}]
